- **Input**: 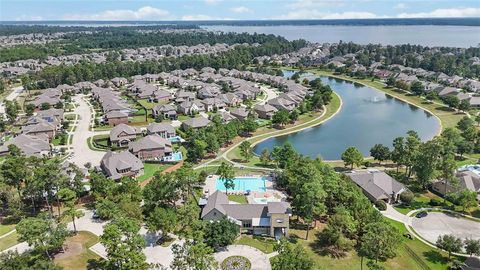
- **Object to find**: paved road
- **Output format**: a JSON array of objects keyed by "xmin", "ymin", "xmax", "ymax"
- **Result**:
[
  {"xmin": 0, "ymin": 86, "xmax": 24, "ymax": 115},
  {"xmin": 411, "ymin": 211, "xmax": 480, "ymax": 244},
  {"xmin": 68, "ymin": 95, "xmax": 106, "ymax": 168}
]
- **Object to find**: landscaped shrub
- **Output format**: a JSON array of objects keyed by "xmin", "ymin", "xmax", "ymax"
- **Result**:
[
  {"xmin": 400, "ymin": 191, "xmax": 414, "ymax": 205},
  {"xmin": 375, "ymin": 200, "xmax": 387, "ymax": 211},
  {"xmin": 221, "ymin": 256, "xmax": 251, "ymax": 270},
  {"xmin": 429, "ymin": 198, "xmax": 442, "ymax": 206}
]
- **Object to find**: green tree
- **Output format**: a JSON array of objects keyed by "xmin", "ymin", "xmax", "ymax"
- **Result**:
[
  {"xmin": 369, "ymin": 144, "xmax": 390, "ymax": 164},
  {"xmin": 386, "ymin": 77, "xmax": 396, "ymax": 87},
  {"xmin": 410, "ymin": 81, "xmax": 424, "ymax": 95},
  {"xmin": 216, "ymin": 162, "xmax": 235, "ymax": 194},
  {"xmin": 260, "ymin": 148, "xmax": 271, "ymax": 166},
  {"xmin": 203, "ymin": 217, "xmax": 239, "ymax": 249},
  {"xmin": 146, "ymin": 206, "xmax": 177, "ymax": 240},
  {"xmin": 16, "ymin": 215, "xmax": 68, "ymax": 259},
  {"xmin": 341, "ymin": 147, "xmax": 364, "ymax": 169},
  {"xmin": 456, "ymin": 190, "xmax": 478, "ymax": 212},
  {"xmin": 293, "ymin": 180, "xmax": 326, "ymax": 239},
  {"xmin": 459, "ymin": 99, "xmax": 470, "ymax": 112},
  {"xmin": 272, "ymin": 109, "xmax": 290, "ymax": 127},
  {"xmin": 442, "ymin": 95, "xmax": 460, "ymax": 110},
  {"xmin": 289, "ymin": 109, "xmax": 299, "ymax": 123},
  {"xmin": 391, "ymin": 137, "xmax": 406, "ymax": 172},
  {"xmin": 457, "ymin": 116, "xmax": 475, "ymax": 131},
  {"xmin": 413, "ymin": 140, "xmax": 441, "ymax": 190},
  {"xmin": 100, "ymin": 217, "xmax": 148, "ymax": 270},
  {"xmin": 170, "ymin": 240, "xmax": 218, "ymax": 270},
  {"xmin": 57, "ymin": 188, "xmax": 84, "ymax": 234},
  {"xmin": 239, "ymin": 140, "xmax": 253, "ymax": 162},
  {"xmin": 464, "ymin": 238, "xmax": 480, "ymax": 257},
  {"xmin": 359, "ymin": 222, "xmax": 401, "ymax": 263},
  {"xmin": 271, "ymin": 238, "xmax": 313, "ymax": 270},
  {"xmin": 436, "ymin": 234, "xmax": 463, "ymax": 260}
]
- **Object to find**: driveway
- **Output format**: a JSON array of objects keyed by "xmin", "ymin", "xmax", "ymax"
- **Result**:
[
  {"xmin": 411, "ymin": 211, "xmax": 480, "ymax": 244},
  {"xmin": 214, "ymin": 245, "xmax": 273, "ymax": 270},
  {"xmin": 68, "ymin": 95, "xmax": 106, "ymax": 168},
  {"xmin": 0, "ymin": 86, "xmax": 24, "ymax": 115}
]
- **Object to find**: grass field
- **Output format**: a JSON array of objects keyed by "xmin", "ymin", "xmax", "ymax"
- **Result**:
[
  {"xmin": 228, "ymin": 194, "xmax": 248, "ymax": 204},
  {"xmin": 137, "ymin": 163, "xmax": 171, "ymax": 182},
  {"xmin": 235, "ymin": 236, "xmax": 276, "ymax": 254},
  {"xmin": 0, "ymin": 224, "xmax": 15, "ymax": 236},
  {"xmin": 286, "ymin": 217, "xmax": 455, "ymax": 270},
  {"xmin": 0, "ymin": 231, "xmax": 18, "ymax": 251},
  {"xmin": 54, "ymin": 231, "xmax": 100, "ymax": 270}
]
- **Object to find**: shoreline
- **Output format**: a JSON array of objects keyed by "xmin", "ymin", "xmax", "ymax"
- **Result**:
[{"xmin": 308, "ymin": 69, "xmax": 444, "ymax": 137}]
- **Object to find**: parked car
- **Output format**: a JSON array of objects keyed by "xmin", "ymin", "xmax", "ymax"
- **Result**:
[{"xmin": 415, "ymin": 211, "xmax": 428, "ymax": 218}]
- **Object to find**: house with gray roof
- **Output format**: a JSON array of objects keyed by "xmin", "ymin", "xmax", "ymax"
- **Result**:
[
  {"xmin": 152, "ymin": 104, "xmax": 177, "ymax": 120},
  {"xmin": 432, "ymin": 170, "xmax": 480, "ymax": 202},
  {"xmin": 200, "ymin": 190, "xmax": 291, "ymax": 238},
  {"xmin": 128, "ymin": 135, "xmax": 172, "ymax": 160},
  {"xmin": 177, "ymin": 100, "xmax": 205, "ymax": 115},
  {"xmin": 109, "ymin": 124, "xmax": 142, "ymax": 147},
  {"xmin": 100, "ymin": 151, "xmax": 144, "ymax": 180},
  {"xmin": 347, "ymin": 171, "xmax": 406, "ymax": 204},
  {"xmin": 146, "ymin": 123, "xmax": 176, "ymax": 138},
  {"xmin": 182, "ymin": 117, "xmax": 211, "ymax": 130},
  {"xmin": 230, "ymin": 107, "xmax": 250, "ymax": 121},
  {"xmin": 254, "ymin": 104, "xmax": 278, "ymax": 120},
  {"xmin": 268, "ymin": 97, "xmax": 296, "ymax": 112},
  {"xmin": 22, "ymin": 121, "xmax": 57, "ymax": 140},
  {"xmin": 0, "ymin": 134, "xmax": 51, "ymax": 157}
]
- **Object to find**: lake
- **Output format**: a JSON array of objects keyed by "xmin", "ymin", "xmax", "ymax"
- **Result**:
[
  {"xmin": 252, "ymin": 71, "xmax": 441, "ymax": 160},
  {"xmin": 203, "ymin": 25, "xmax": 480, "ymax": 47}
]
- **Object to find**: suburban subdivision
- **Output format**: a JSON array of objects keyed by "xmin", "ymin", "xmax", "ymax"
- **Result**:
[{"xmin": 0, "ymin": 13, "xmax": 479, "ymax": 270}]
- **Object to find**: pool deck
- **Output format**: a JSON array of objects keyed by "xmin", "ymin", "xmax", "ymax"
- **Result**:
[{"xmin": 203, "ymin": 175, "xmax": 286, "ymax": 204}]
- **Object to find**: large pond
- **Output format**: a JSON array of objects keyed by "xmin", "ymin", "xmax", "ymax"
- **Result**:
[{"xmin": 252, "ymin": 71, "xmax": 441, "ymax": 160}]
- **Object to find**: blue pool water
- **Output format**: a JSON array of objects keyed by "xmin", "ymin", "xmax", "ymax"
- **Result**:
[
  {"xmin": 216, "ymin": 176, "xmax": 266, "ymax": 192},
  {"xmin": 168, "ymin": 136, "xmax": 185, "ymax": 143},
  {"xmin": 163, "ymin": 152, "xmax": 183, "ymax": 162}
]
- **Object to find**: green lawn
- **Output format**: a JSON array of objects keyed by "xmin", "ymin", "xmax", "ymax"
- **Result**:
[
  {"xmin": 235, "ymin": 236, "xmax": 276, "ymax": 254},
  {"xmin": 0, "ymin": 224, "xmax": 15, "ymax": 236},
  {"xmin": 137, "ymin": 163, "xmax": 171, "ymax": 182},
  {"xmin": 228, "ymin": 194, "xmax": 248, "ymax": 204},
  {"xmin": 285, "ymin": 217, "xmax": 456, "ymax": 270},
  {"xmin": 54, "ymin": 231, "xmax": 100, "ymax": 270},
  {"xmin": 0, "ymin": 231, "xmax": 18, "ymax": 251}
]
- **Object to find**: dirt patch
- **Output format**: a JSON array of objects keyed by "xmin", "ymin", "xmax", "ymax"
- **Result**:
[{"xmin": 55, "ymin": 241, "xmax": 82, "ymax": 260}]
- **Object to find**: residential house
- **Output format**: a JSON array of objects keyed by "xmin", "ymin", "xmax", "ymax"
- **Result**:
[
  {"xmin": 177, "ymin": 100, "xmax": 205, "ymax": 115},
  {"xmin": 22, "ymin": 121, "xmax": 57, "ymax": 140},
  {"xmin": 109, "ymin": 124, "xmax": 142, "ymax": 147},
  {"xmin": 230, "ymin": 107, "xmax": 249, "ymax": 121},
  {"xmin": 200, "ymin": 190, "xmax": 291, "ymax": 238},
  {"xmin": 268, "ymin": 97, "xmax": 296, "ymax": 112},
  {"xmin": 431, "ymin": 170, "xmax": 480, "ymax": 202},
  {"xmin": 128, "ymin": 135, "xmax": 172, "ymax": 160},
  {"xmin": 146, "ymin": 123, "xmax": 176, "ymax": 138},
  {"xmin": 105, "ymin": 111, "xmax": 129, "ymax": 126},
  {"xmin": 152, "ymin": 104, "xmax": 177, "ymax": 120},
  {"xmin": 0, "ymin": 134, "xmax": 50, "ymax": 157},
  {"xmin": 182, "ymin": 117, "xmax": 211, "ymax": 130},
  {"xmin": 202, "ymin": 98, "xmax": 226, "ymax": 112},
  {"xmin": 254, "ymin": 104, "xmax": 278, "ymax": 120},
  {"xmin": 347, "ymin": 171, "xmax": 407, "ymax": 204},
  {"xmin": 100, "ymin": 151, "xmax": 144, "ymax": 180}
]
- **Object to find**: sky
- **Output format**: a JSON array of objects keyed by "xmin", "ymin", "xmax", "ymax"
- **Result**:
[{"xmin": 1, "ymin": 0, "xmax": 479, "ymax": 21}]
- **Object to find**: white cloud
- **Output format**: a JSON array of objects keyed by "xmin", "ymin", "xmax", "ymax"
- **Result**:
[
  {"xmin": 16, "ymin": 15, "xmax": 43, "ymax": 21},
  {"xmin": 287, "ymin": 0, "xmax": 345, "ymax": 9},
  {"xmin": 275, "ymin": 9, "xmax": 381, "ymax": 20},
  {"xmin": 394, "ymin": 3, "xmax": 407, "ymax": 10},
  {"xmin": 397, "ymin": 7, "xmax": 480, "ymax": 18},
  {"xmin": 65, "ymin": 6, "xmax": 173, "ymax": 21},
  {"xmin": 230, "ymin": 6, "xmax": 253, "ymax": 14},
  {"xmin": 181, "ymin": 14, "xmax": 214, "ymax": 21},
  {"xmin": 205, "ymin": 0, "xmax": 222, "ymax": 5}
]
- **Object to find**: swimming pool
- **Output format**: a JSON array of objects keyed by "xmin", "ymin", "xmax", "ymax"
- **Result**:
[
  {"xmin": 253, "ymin": 197, "xmax": 279, "ymax": 204},
  {"xmin": 168, "ymin": 136, "xmax": 185, "ymax": 143},
  {"xmin": 162, "ymin": 152, "xmax": 183, "ymax": 162},
  {"xmin": 216, "ymin": 176, "xmax": 266, "ymax": 192}
]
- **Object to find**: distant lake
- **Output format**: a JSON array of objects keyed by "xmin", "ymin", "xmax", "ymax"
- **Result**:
[
  {"xmin": 252, "ymin": 71, "xmax": 441, "ymax": 160},
  {"xmin": 203, "ymin": 25, "xmax": 480, "ymax": 47}
]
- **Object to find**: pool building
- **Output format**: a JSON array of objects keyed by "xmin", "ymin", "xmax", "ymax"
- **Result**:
[{"xmin": 200, "ymin": 190, "xmax": 291, "ymax": 239}]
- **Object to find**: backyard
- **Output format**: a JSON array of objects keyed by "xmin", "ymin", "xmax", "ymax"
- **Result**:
[{"xmin": 54, "ymin": 231, "xmax": 100, "ymax": 270}]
